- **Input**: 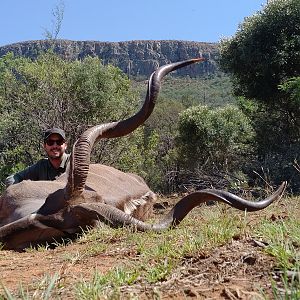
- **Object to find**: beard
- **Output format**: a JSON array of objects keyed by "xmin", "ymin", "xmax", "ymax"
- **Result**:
[{"xmin": 47, "ymin": 148, "xmax": 64, "ymax": 159}]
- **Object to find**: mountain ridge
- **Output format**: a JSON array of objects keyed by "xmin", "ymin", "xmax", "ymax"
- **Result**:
[{"xmin": 0, "ymin": 39, "xmax": 219, "ymax": 77}]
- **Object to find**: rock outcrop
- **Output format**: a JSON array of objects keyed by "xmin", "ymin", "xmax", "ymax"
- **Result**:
[{"xmin": 0, "ymin": 39, "xmax": 219, "ymax": 77}]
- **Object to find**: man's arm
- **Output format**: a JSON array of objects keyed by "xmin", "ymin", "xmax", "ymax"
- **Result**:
[
  {"xmin": 5, "ymin": 160, "xmax": 44, "ymax": 187},
  {"xmin": 5, "ymin": 173, "xmax": 23, "ymax": 186}
]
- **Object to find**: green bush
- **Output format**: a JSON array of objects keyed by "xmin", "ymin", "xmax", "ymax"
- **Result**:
[
  {"xmin": 0, "ymin": 52, "xmax": 144, "ymax": 185},
  {"xmin": 176, "ymin": 105, "xmax": 255, "ymax": 189}
]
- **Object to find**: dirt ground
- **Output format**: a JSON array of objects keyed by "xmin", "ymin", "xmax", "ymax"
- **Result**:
[
  {"xmin": 0, "ymin": 212, "xmax": 284, "ymax": 299},
  {"xmin": 0, "ymin": 196, "xmax": 290, "ymax": 299},
  {"xmin": 0, "ymin": 231, "xmax": 281, "ymax": 299}
]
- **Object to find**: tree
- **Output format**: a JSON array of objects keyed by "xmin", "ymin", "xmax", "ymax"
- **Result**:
[
  {"xmin": 219, "ymin": 0, "xmax": 300, "ymax": 191},
  {"xmin": 43, "ymin": 0, "xmax": 65, "ymax": 40},
  {"xmin": 0, "ymin": 52, "xmax": 144, "ymax": 186},
  {"xmin": 144, "ymin": 98, "xmax": 186, "ymax": 193},
  {"xmin": 220, "ymin": 0, "xmax": 300, "ymax": 104}
]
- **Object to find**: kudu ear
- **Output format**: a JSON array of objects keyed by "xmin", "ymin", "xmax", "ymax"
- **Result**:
[{"xmin": 64, "ymin": 58, "xmax": 206, "ymax": 200}]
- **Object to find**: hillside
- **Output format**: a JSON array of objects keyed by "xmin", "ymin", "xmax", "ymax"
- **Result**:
[
  {"xmin": 0, "ymin": 39, "xmax": 219, "ymax": 78},
  {"xmin": 134, "ymin": 74, "xmax": 236, "ymax": 108}
]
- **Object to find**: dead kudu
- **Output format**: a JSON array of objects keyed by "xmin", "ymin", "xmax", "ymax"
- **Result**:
[{"xmin": 0, "ymin": 58, "xmax": 286, "ymax": 250}]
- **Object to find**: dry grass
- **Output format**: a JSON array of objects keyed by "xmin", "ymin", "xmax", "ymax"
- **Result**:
[{"xmin": 0, "ymin": 194, "xmax": 299, "ymax": 299}]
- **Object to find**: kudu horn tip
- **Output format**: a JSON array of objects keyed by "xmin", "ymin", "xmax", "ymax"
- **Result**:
[
  {"xmin": 193, "ymin": 57, "xmax": 207, "ymax": 62},
  {"xmin": 280, "ymin": 181, "xmax": 288, "ymax": 195}
]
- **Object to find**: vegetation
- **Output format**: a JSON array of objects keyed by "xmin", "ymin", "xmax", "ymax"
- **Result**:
[
  {"xmin": 0, "ymin": 195, "xmax": 299, "ymax": 298},
  {"xmin": 219, "ymin": 0, "xmax": 300, "ymax": 191},
  {"xmin": 176, "ymin": 105, "xmax": 254, "ymax": 190},
  {"xmin": 0, "ymin": 52, "xmax": 147, "ymax": 189},
  {"xmin": 1, "ymin": 1, "xmax": 300, "ymax": 194},
  {"xmin": 0, "ymin": 51, "xmax": 239, "ymax": 193},
  {"xmin": 135, "ymin": 75, "xmax": 247, "ymax": 193},
  {"xmin": 43, "ymin": 0, "xmax": 65, "ymax": 40},
  {"xmin": 1, "ymin": 1, "xmax": 300, "ymax": 298},
  {"xmin": 134, "ymin": 73, "xmax": 237, "ymax": 108}
]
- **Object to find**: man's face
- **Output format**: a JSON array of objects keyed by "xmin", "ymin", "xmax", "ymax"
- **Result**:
[{"xmin": 43, "ymin": 133, "xmax": 67, "ymax": 159}]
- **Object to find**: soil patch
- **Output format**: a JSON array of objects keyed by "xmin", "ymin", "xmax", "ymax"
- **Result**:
[
  {"xmin": 0, "ymin": 238, "xmax": 277, "ymax": 299},
  {"xmin": 1, "ymin": 195, "xmax": 292, "ymax": 299}
]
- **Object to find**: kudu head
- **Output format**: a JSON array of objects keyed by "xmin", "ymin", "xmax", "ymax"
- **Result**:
[
  {"xmin": 64, "ymin": 58, "xmax": 206, "ymax": 201},
  {"xmin": 35, "ymin": 58, "xmax": 205, "ymax": 217},
  {"xmin": 0, "ymin": 58, "xmax": 287, "ymax": 251}
]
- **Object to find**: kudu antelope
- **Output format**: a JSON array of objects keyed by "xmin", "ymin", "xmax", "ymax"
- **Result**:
[{"xmin": 0, "ymin": 58, "xmax": 286, "ymax": 250}]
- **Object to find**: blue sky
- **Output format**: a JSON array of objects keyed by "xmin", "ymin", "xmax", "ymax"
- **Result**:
[{"xmin": 0, "ymin": 0, "xmax": 268, "ymax": 47}]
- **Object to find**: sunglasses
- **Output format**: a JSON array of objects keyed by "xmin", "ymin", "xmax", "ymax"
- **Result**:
[{"xmin": 45, "ymin": 139, "xmax": 65, "ymax": 146}]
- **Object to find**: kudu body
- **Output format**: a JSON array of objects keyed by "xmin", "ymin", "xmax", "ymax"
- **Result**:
[{"xmin": 0, "ymin": 58, "xmax": 286, "ymax": 250}]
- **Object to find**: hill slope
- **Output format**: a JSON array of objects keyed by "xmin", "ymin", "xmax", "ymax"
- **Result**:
[{"xmin": 0, "ymin": 39, "xmax": 219, "ymax": 78}]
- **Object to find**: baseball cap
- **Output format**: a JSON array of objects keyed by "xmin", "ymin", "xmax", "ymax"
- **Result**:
[{"xmin": 44, "ymin": 127, "xmax": 66, "ymax": 141}]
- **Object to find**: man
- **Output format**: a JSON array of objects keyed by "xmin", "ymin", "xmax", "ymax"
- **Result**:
[{"xmin": 5, "ymin": 128, "xmax": 70, "ymax": 187}]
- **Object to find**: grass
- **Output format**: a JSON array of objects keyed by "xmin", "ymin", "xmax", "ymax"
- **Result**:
[
  {"xmin": 0, "ymin": 273, "xmax": 60, "ymax": 300},
  {"xmin": 253, "ymin": 197, "xmax": 300, "ymax": 299},
  {"xmin": 133, "ymin": 73, "xmax": 237, "ymax": 108},
  {"xmin": 71, "ymin": 209, "xmax": 237, "ymax": 299},
  {"xmin": 0, "ymin": 196, "xmax": 300, "ymax": 299},
  {"xmin": 253, "ymin": 198, "xmax": 300, "ymax": 270},
  {"xmin": 270, "ymin": 269, "xmax": 300, "ymax": 299},
  {"xmin": 75, "ymin": 268, "xmax": 139, "ymax": 300}
]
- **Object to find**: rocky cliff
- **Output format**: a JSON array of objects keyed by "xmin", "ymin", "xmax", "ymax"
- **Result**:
[{"xmin": 0, "ymin": 39, "xmax": 219, "ymax": 77}]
